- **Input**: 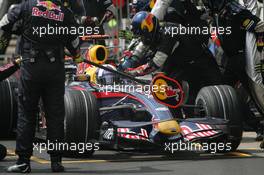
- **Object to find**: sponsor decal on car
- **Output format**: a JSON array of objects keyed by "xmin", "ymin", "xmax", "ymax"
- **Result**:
[
  {"xmin": 103, "ymin": 128, "xmax": 114, "ymax": 140},
  {"xmin": 151, "ymin": 73, "xmax": 184, "ymax": 108},
  {"xmin": 180, "ymin": 122, "xmax": 219, "ymax": 141},
  {"xmin": 117, "ymin": 128, "xmax": 149, "ymax": 140}
]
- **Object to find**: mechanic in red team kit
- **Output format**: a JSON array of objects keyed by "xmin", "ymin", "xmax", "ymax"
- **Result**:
[{"xmin": 0, "ymin": 0, "xmax": 83, "ymax": 173}]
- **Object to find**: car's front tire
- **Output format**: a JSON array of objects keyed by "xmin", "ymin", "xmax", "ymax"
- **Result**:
[
  {"xmin": 0, "ymin": 78, "xmax": 17, "ymax": 139},
  {"xmin": 63, "ymin": 89, "xmax": 99, "ymax": 157},
  {"xmin": 195, "ymin": 85, "xmax": 243, "ymax": 152}
]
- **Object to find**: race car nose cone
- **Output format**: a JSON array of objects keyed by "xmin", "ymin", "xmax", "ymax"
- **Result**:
[{"xmin": 157, "ymin": 120, "xmax": 181, "ymax": 135}]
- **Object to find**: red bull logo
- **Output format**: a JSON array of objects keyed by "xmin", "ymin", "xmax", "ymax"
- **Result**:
[
  {"xmin": 37, "ymin": 0, "xmax": 61, "ymax": 11},
  {"xmin": 165, "ymin": 86, "xmax": 180, "ymax": 98},
  {"xmin": 141, "ymin": 14, "xmax": 154, "ymax": 32},
  {"xmin": 32, "ymin": 7, "xmax": 64, "ymax": 22},
  {"xmin": 151, "ymin": 73, "xmax": 184, "ymax": 109}
]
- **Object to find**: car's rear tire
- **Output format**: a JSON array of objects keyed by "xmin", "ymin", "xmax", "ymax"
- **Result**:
[
  {"xmin": 0, "ymin": 144, "xmax": 7, "ymax": 161},
  {"xmin": 195, "ymin": 85, "xmax": 243, "ymax": 152},
  {"xmin": 0, "ymin": 78, "xmax": 18, "ymax": 139},
  {"xmin": 63, "ymin": 89, "xmax": 99, "ymax": 157}
]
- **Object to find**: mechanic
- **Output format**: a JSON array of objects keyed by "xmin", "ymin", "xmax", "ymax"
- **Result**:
[
  {"xmin": 0, "ymin": 59, "xmax": 20, "ymax": 81},
  {"xmin": 82, "ymin": 0, "xmax": 117, "ymax": 45},
  {"xmin": 121, "ymin": 11, "xmax": 223, "ymax": 107},
  {"xmin": 0, "ymin": 0, "xmax": 82, "ymax": 173},
  {"xmin": 0, "ymin": 0, "xmax": 86, "ymax": 55},
  {"xmin": 83, "ymin": 0, "xmax": 116, "ymax": 24},
  {"xmin": 202, "ymin": 0, "xmax": 264, "ymax": 141},
  {"xmin": 119, "ymin": 0, "xmax": 208, "ymax": 70}
]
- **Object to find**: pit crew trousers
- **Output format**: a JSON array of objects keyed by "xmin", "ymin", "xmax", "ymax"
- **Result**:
[
  {"xmin": 223, "ymin": 52, "xmax": 263, "ymax": 132},
  {"xmin": 15, "ymin": 55, "xmax": 65, "ymax": 159}
]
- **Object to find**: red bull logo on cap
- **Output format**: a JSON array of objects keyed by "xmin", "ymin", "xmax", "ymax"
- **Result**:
[{"xmin": 37, "ymin": 0, "xmax": 61, "ymax": 11}]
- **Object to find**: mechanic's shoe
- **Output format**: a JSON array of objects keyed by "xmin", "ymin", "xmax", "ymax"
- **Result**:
[
  {"xmin": 260, "ymin": 141, "xmax": 264, "ymax": 149},
  {"xmin": 6, "ymin": 162, "xmax": 31, "ymax": 173},
  {"xmin": 51, "ymin": 156, "xmax": 65, "ymax": 172},
  {"xmin": 256, "ymin": 126, "xmax": 264, "ymax": 141},
  {"xmin": 256, "ymin": 132, "xmax": 264, "ymax": 141}
]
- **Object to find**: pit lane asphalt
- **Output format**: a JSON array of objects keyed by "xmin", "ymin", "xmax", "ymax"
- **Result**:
[{"xmin": 1, "ymin": 132, "xmax": 264, "ymax": 175}]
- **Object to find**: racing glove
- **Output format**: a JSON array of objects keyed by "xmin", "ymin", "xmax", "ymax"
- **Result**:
[
  {"xmin": 73, "ymin": 54, "xmax": 84, "ymax": 64},
  {"xmin": 119, "ymin": 30, "xmax": 134, "ymax": 41},
  {"xmin": 118, "ymin": 55, "xmax": 140, "ymax": 71}
]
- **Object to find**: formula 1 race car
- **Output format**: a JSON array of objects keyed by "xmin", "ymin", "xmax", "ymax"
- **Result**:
[
  {"xmin": 0, "ymin": 45, "xmax": 243, "ymax": 157},
  {"xmin": 60, "ymin": 81, "xmax": 243, "ymax": 156},
  {"xmin": 56, "ymin": 45, "xmax": 243, "ymax": 156}
]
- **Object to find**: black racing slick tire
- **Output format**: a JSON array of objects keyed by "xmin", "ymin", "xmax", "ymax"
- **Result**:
[
  {"xmin": 64, "ymin": 89, "xmax": 99, "ymax": 157},
  {"xmin": 0, "ymin": 78, "xmax": 18, "ymax": 139},
  {"xmin": 0, "ymin": 144, "xmax": 7, "ymax": 160},
  {"xmin": 195, "ymin": 85, "xmax": 243, "ymax": 152}
]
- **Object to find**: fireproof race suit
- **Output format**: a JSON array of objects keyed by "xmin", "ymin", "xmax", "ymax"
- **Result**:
[{"xmin": 0, "ymin": 0, "xmax": 80, "ymax": 160}]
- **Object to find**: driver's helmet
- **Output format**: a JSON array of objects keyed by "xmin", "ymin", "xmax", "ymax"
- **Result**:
[
  {"xmin": 202, "ymin": 0, "xmax": 228, "ymax": 13},
  {"xmin": 96, "ymin": 64, "xmax": 117, "ymax": 85},
  {"xmin": 131, "ymin": 11, "xmax": 160, "ymax": 45}
]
